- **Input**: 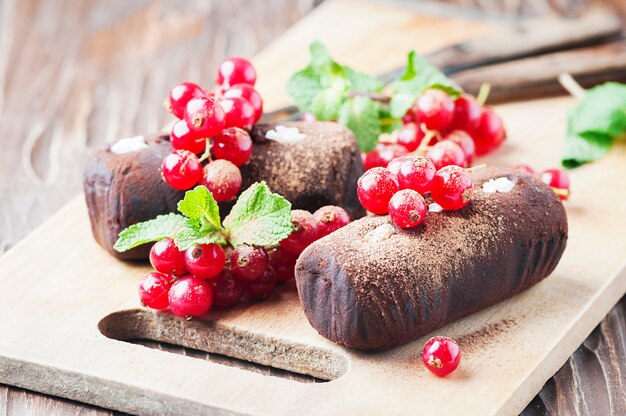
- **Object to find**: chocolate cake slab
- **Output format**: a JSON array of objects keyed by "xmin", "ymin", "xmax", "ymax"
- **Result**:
[{"xmin": 295, "ymin": 167, "xmax": 568, "ymax": 350}]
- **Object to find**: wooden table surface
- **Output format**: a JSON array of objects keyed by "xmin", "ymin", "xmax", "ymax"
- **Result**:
[{"xmin": 0, "ymin": 0, "xmax": 624, "ymax": 415}]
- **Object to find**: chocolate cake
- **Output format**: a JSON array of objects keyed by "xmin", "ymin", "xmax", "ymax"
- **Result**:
[
  {"xmin": 84, "ymin": 121, "xmax": 364, "ymax": 259},
  {"xmin": 84, "ymin": 134, "xmax": 184, "ymax": 260},
  {"xmin": 294, "ymin": 167, "xmax": 568, "ymax": 351}
]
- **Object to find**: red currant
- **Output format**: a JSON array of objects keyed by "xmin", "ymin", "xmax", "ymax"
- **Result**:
[
  {"xmin": 357, "ymin": 167, "xmax": 399, "ymax": 214},
  {"xmin": 430, "ymin": 165, "xmax": 474, "ymax": 210},
  {"xmin": 216, "ymin": 57, "xmax": 257, "ymax": 90},
  {"xmin": 219, "ymin": 97, "xmax": 256, "ymax": 130},
  {"xmin": 473, "ymin": 108, "xmax": 505, "ymax": 156},
  {"xmin": 313, "ymin": 205, "xmax": 350, "ymax": 237},
  {"xmin": 209, "ymin": 269, "xmax": 245, "ymax": 308},
  {"xmin": 445, "ymin": 130, "xmax": 475, "ymax": 166},
  {"xmin": 248, "ymin": 267, "xmax": 277, "ymax": 298},
  {"xmin": 396, "ymin": 122, "xmax": 425, "ymax": 152},
  {"xmin": 450, "ymin": 96, "xmax": 481, "ymax": 133},
  {"xmin": 161, "ymin": 150, "xmax": 202, "ymax": 190},
  {"xmin": 168, "ymin": 275, "xmax": 213, "ymax": 318},
  {"xmin": 201, "ymin": 160, "xmax": 242, "ymax": 202},
  {"xmin": 184, "ymin": 97, "xmax": 226, "ymax": 138},
  {"xmin": 279, "ymin": 210, "xmax": 319, "ymax": 255},
  {"xmin": 223, "ymin": 84, "xmax": 263, "ymax": 121},
  {"xmin": 364, "ymin": 144, "xmax": 408, "ymax": 170},
  {"xmin": 170, "ymin": 119, "xmax": 206, "ymax": 154},
  {"xmin": 514, "ymin": 164, "xmax": 536, "ymax": 175},
  {"xmin": 184, "ymin": 243, "xmax": 226, "ymax": 279},
  {"xmin": 422, "ymin": 336, "xmax": 461, "ymax": 377},
  {"xmin": 412, "ymin": 89, "xmax": 455, "ymax": 131},
  {"xmin": 388, "ymin": 155, "xmax": 436, "ymax": 194},
  {"xmin": 402, "ymin": 112, "xmax": 415, "ymax": 124},
  {"xmin": 541, "ymin": 168, "xmax": 570, "ymax": 201},
  {"xmin": 149, "ymin": 238, "xmax": 187, "ymax": 275},
  {"xmin": 168, "ymin": 82, "xmax": 206, "ymax": 119},
  {"xmin": 212, "ymin": 127, "xmax": 253, "ymax": 167},
  {"xmin": 230, "ymin": 245, "xmax": 269, "ymax": 282},
  {"xmin": 426, "ymin": 140, "xmax": 466, "ymax": 170},
  {"xmin": 388, "ymin": 189, "xmax": 427, "ymax": 228},
  {"xmin": 268, "ymin": 248, "xmax": 298, "ymax": 281},
  {"xmin": 138, "ymin": 272, "xmax": 171, "ymax": 310}
]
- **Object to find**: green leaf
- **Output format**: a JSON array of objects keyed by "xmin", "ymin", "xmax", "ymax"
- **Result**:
[
  {"xmin": 390, "ymin": 51, "xmax": 462, "ymax": 117},
  {"xmin": 311, "ymin": 88, "xmax": 345, "ymax": 120},
  {"xmin": 562, "ymin": 82, "xmax": 626, "ymax": 168},
  {"xmin": 173, "ymin": 226, "xmax": 226, "ymax": 251},
  {"xmin": 113, "ymin": 213, "xmax": 188, "ymax": 252},
  {"xmin": 177, "ymin": 186, "xmax": 221, "ymax": 230},
  {"xmin": 338, "ymin": 96, "xmax": 382, "ymax": 152},
  {"xmin": 344, "ymin": 67, "xmax": 383, "ymax": 93},
  {"xmin": 286, "ymin": 67, "xmax": 324, "ymax": 111},
  {"xmin": 223, "ymin": 182, "xmax": 293, "ymax": 247}
]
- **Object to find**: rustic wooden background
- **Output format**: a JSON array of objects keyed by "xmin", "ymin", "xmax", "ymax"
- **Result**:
[{"xmin": 0, "ymin": 0, "xmax": 625, "ymax": 414}]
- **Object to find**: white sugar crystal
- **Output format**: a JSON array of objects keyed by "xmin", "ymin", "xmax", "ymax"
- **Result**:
[
  {"xmin": 265, "ymin": 125, "xmax": 306, "ymax": 144},
  {"xmin": 428, "ymin": 202, "xmax": 443, "ymax": 213},
  {"xmin": 482, "ymin": 177, "xmax": 515, "ymax": 194},
  {"xmin": 367, "ymin": 223, "xmax": 395, "ymax": 242},
  {"xmin": 110, "ymin": 135, "xmax": 148, "ymax": 154}
]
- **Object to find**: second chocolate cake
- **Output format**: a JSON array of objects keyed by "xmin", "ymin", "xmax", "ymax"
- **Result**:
[{"xmin": 295, "ymin": 167, "xmax": 568, "ymax": 351}]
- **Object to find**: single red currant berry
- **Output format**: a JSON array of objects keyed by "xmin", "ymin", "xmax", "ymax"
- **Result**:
[
  {"xmin": 514, "ymin": 164, "xmax": 536, "ymax": 175},
  {"xmin": 387, "ymin": 155, "xmax": 410, "ymax": 176},
  {"xmin": 184, "ymin": 97, "xmax": 226, "ymax": 138},
  {"xmin": 168, "ymin": 82, "xmax": 206, "ymax": 119},
  {"xmin": 138, "ymin": 272, "xmax": 172, "ymax": 310},
  {"xmin": 149, "ymin": 238, "xmax": 187, "ymax": 275},
  {"xmin": 161, "ymin": 150, "xmax": 202, "ymax": 190},
  {"xmin": 201, "ymin": 159, "xmax": 242, "ymax": 202},
  {"xmin": 170, "ymin": 119, "xmax": 206, "ymax": 154},
  {"xmin": 426, "ymin": 140, "xmax": 466, "ymax": 170},
  {"xmin": 450, "ymin": 95, "xmax": 481, "ymax": 133},
  {"xmin": 168, "ymin": 275, "xmax": 213, "ymax": 318},
  {"xmin": 388, "ymin": 189, "xmax": 427, "ymax": 229},
  {"xmin": 248, "ymin": 267, "xmax": 277, "ymax": 298},
  {"xmin": 412, "ymin": 89, "xmax": 455, "ymax": 131},
  {"xmin": 268, "ymin": 248, "xmax": 298, "ymax": 281},
  {"xmin": 430, "ymin": 165, "xmax": 474, "ymax": 210},
  {"xmin": 212, "ymin": 127, "xmax": 253, "ymax": 167},
  {"xmin": 209, "ymin": 269, "xmax": 245, "ymax": 308},
  {"xmin": 396, "ymin": 122, "xmax": 425, "ymax": 152},
  {"xmin": 223, "ymin": 84, "xmax": 263, "ymax": 121},
  {"xmin": 313, "ymin": 205, "xmax": 350, "ymax": 237},
  {"xmin": 357, "ymin": 167, "xmax": 399, "ymax": 214},
  {"xmin": 541, "ymin": 168, "xmax": 570, "ymax": 201},
  {"xmin": 473, "ymin": 108, "xmax": 506, "ymax": 156},
  {"xmin": 422, "ymin": 336, "xmax": 461, "ymax": 377},
  {"xmin": 230, "ymin": 245, "xmax": 270, "ymax": 282},
  {"xmin": 279, "ymin": 210, "xmax": 319, "ymax": 255},
  {"xmin": 219, "ymin": 97, "xmax": 256, "ymax": 130},
  {"xmin": 402, "ymin": 112, "xmax": 415, "ymax": 125},
  {"xmin": 184, "ymin": 243, "xmax": 226, "ymax": 280},
  {"xmin": 390, "ymin": 155, "xmax": 436, "ymax": 194},
  {"xmin": 445, "ymin": 130, "xmax": 476, "ymax": 166},
  {"xmin": 364, "ymin": 144, "xmax": 408, "ymax": 170},
  {"xmin": 216, "ymin": 57, "xmax": 257, "ymax": 90}
]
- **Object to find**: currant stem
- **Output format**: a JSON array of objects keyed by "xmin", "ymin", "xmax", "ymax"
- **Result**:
[
  {"xmin": 476, "ymin": 83, "xmax": 491, "ymax": 106},
  {"xmin": 413, "ymin": 129, "xmax": 437, "ymax": 154},
  {"xmin": 558, "ymin": 73, "xmax": 586, "ymax": 100},
  {"xmin": 465, "ymin": 164, "xmax": 487, "ymax": 172},
  {"xmin": 198, "ymin": 139, "xmax": 212, "ymax": 163}
]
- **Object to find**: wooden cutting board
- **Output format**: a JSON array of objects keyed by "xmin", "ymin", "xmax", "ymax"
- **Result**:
[{"xmin": 1, "ymin": 1, "xmax": 625, "ymax": 415}]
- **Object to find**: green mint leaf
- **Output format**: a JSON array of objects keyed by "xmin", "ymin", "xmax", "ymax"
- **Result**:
[
  {"xmin": 562, "ymin": 82, "xmax": 626, "ymax": 168},
  {"xmin": 286, "ymin": 67, "xmax": 324, "ymax": 111},
  {"xmin": 173, "ymin": 226, "xmax": 226, "ymax": 251},
  {"xmin": 113, "ymin": 213, "xmax": 188, "ymax": 252},
  {"xmin": 311, "ymin": 88, "xmax": 345, "ymax": 120},
  {"xmin": 223, "ymin": 182, "xmax": 293, "ymax": 247},
  {"xmin": 390, "ymin": 51, "xmax": 462, "ymax": 117},
  {"xmin": 338, "ymin": 96, "xmax": 382, "ymax": 152},
  {"xmin": 344, "ymin": 67, "xmax": 384, "ymax": 93},
  {"xmin": 177, "ymin": 186, "xmax": 221, "ymax": 230}
]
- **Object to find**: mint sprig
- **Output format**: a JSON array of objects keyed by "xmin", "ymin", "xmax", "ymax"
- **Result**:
[
  {"xmin": 114, "ymin": 183, "xmax": 294, "ymax": 252},
  {"xmin": 286, "ymin": 42, "xmax": 462, "ymax": 152},
  {"xmin": 562, "ymin": 82, "xmax": 626, "ymax": 168}
]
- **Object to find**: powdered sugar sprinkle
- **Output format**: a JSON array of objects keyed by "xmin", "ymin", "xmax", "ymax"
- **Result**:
[
  {"xmin": 110, "ymin": 135, "xmax": 148, "ymax": 154},
  {"xmin": 482, "ymin": 177, "xmax": 515, "ymax": 194},
  {"xmin": 265, "ymin": 125, "xmax": 306, "ymax": 144}
]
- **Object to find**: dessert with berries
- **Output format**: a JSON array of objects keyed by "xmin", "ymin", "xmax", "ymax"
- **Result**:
[{"xmin": 295, "ymin": 167, "xmax": 568, "ymax": 350}]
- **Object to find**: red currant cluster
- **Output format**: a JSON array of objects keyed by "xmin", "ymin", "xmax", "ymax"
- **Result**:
[
  {"xmin": 421, "ymin": 336, "xmax": 461, "ymax": 377},
  {"xmin": 137, "ymin": 205, "xmax": 350, "ymax": 319},
  {"xmin": 363, "ymin": 89, "xmax": 505, "ymax": 171},
  {"xmin": 161, "ymin": 57, "xmax": 264, "ymax": 202},
  {"xmin": 358, "ymin": 156, "xmax": 473, "ymax": 228},
  {"xmin": 515, "ymin": 164, "xmax": 570, "ymax": 201}
]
